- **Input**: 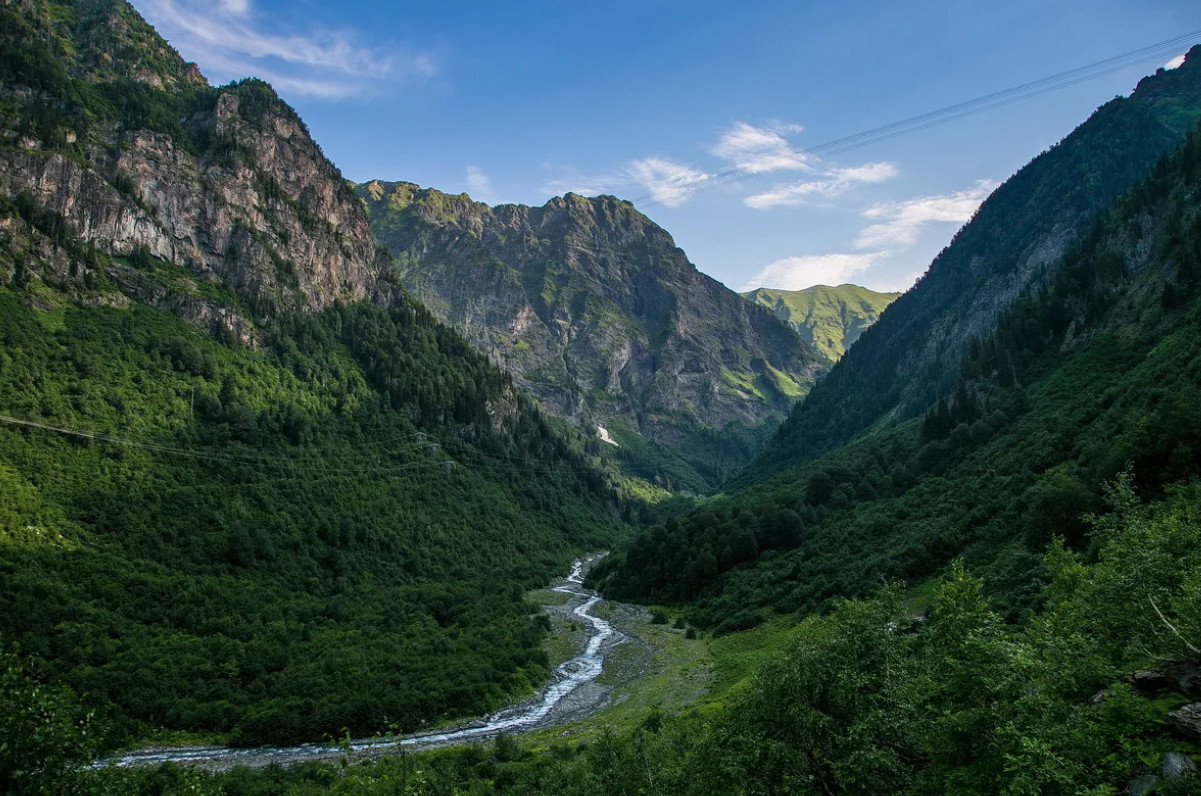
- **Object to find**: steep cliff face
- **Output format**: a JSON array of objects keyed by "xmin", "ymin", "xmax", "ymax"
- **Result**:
[
  {"xmin": 359, "ymin": 181, "xmax": 821, "ymax": 484},
  {"xmin": 0, "ymin": 0, "xmax": 394, "ymax": 343},
  {"xmin": 742, "ymin": 284, "xmax": 900, "ymax": 364}
]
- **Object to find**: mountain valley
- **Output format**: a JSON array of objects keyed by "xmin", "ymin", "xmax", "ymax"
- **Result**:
[{"xmin": 2, "ymin": 2, "xmax": 1201, "ymax": 794}]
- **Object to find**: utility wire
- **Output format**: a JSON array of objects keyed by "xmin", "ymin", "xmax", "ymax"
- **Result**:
[{"xmin": 630, "ymin": 30, "xmax": 1201, "ymax": 205}]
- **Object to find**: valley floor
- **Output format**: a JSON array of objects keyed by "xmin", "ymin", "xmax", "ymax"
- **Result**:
[{"xmin": 97, "ymin": 558, "xmax": 800, "ymax": 773}]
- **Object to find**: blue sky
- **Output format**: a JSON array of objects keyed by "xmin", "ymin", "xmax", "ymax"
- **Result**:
[{"xmin": 131, "ymin": 0, "xmax": 1200, "ymax": 294}]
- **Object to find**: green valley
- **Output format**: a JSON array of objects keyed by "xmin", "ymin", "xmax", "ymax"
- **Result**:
[{"xmin": 3, "ymin": 1, "xmax": 1201, "ymax": 794}]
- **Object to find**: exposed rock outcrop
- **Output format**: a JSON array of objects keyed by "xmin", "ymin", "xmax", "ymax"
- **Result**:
[
  {"xmin": 357, "ymin": 181, "xmax": 821, "ymax": 468},
  {"xmin": 1, "ymin": 0, "xmax": 396, "ymax": 340}
]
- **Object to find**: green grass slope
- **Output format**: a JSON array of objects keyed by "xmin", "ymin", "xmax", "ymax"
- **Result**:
[{"xmin": 742, "ymin": 284, "xmax": 900, "ymax": 363}]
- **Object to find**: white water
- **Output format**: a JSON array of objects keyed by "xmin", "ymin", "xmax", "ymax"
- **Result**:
[{"xmin": 97, "ymin": 556, "xmax": 616, "ymax": 768}]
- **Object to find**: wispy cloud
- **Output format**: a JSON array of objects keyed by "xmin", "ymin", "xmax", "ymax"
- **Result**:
[
  {"xmin": 543, "ymin": 122, "xmax": 894, "ymax": 209},
  {"xmin": 540, "ymin": 167, "xmax": 615, "ymax": 199},
  {"xmin": 465, "ymin": 166, "xmax": 496, "ymax": 202},
  {"xmin": 1165, "ymin": 53, "xmax": 1186, "ymax": 70},
  {"xmin": 134, "ymin": 0, "xmax": 435, "ymax": 99},
  {"xmin": 827, "ymin": 162, "xmax": 900, "ymax": 183},
  {"xmin": 218, "ymin": 0, "xmax": 249, "ymax": 16},
  {"xmin": 742, "ymin": 177, "xmax": 998, "ymax": 293},
  {"xmin": 744, "ymin": 179, "xmax": 846, "ymax": 209},
  {"xmin": 711, "ymin": 121, "xmax": 812, "ymax": 174},
  {"xmin": 624, "ymin": 157, "xmax": 711, "ymax": 207},
  {"xmin": 854, "ymin": 180, "xmax": 995, "ymax": 249},
  {"xmin": 745, "ymin": 161, "xmax": 899, "ymax": 209},
  {"xmin": 740, "ymin": 252, "xmax": 886, "ymax": 292}
]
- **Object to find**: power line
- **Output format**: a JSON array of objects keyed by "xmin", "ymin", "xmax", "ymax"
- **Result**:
[{"xmin": 630, "ymin": 30, "xmax": 1201, "ymax": 205}]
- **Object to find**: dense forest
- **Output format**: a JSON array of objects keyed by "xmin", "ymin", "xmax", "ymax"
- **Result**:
[
  {"xmin": 13, "ymin": 478, "xmax": 1200, "ymax": 794},
  {"xmin": 0, "ymin": 272, "xmax": 628, "ymax": 747}
]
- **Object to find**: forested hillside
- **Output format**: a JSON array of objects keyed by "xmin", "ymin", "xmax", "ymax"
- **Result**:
[
  {"xmin": 595, "ymin": 100, "xmax": 1201, "ymax": 636},
  {"xmin": 747, "ymin": 46, "xmax": 1201, "ymax": 480},
  {"xmin": 0, "ymin": 0, "xmax": 627, "ymax": 754},
  {"xmin": 177, "ymin": 482, "xmax": 1201, "ymax": 795}
]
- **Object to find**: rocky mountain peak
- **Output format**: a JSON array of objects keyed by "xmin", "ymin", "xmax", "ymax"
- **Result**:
[
  {"xmin": 1132, "ymin": 44, "xmax": 1201, "ymax": 100},
  {"xmin": 358, "ymin": 180, "xmax": 822, "ymax": 487},
  {"xmin": 1, "ymin": 2, "xmax": 394, "ymax": 338}
]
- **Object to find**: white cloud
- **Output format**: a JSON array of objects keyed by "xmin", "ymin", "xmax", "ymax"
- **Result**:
[
  {"xmin": 218, "ymin": 0, "xmax": 249, "ymax": 17},
  {"xmin": 465, "ymin": 166, "xmax": 495, "ymax": 202},
  {"xmin": 744, "ymin": 179, "xmax": 845, "ymax": 209},
  {"xmin": 539, "ymin": 161, "xmax": 615, "ymax": 198},
  {"xmin": 1165, "ymin": 54, "xmax": 1186, "ymax": 70},
  {"xmin": 711, "ymin": 121, "xmax": 812, "ymax": 174},
  {"xmin": 744, "ymin": 161, "xmax": 899, "ymax": 209},
  {"xmin": 741, "ymin": 178, "xmax": 999, "ymax": 293},
  {"xmin": 739, "ymin": 252, "xmax": 886, "ymax": 292},
  {"xmin": 134, "ymin": 0, "xmax": 435, "ymax": 98},
  {"xmin": 542, "ymin": 178, "xmax": 613, "ymax": 198},
  {"xmin": 854, "ymin": 179, "xmax": 996, "ymax": 249},
  {"xmin": 624, "ymin": 157, "xmax": 711, "ymax": 207},
  {"xmin": 827, "ymin": 162, "xmax": 899, "ymax": 184},
  {"xmin": 540, "ymin": 169, "xmax": 615, "ymax": 198},
  {"xmin": 178, "ymin": 48, "xmax": 359, "ymax": 99}
]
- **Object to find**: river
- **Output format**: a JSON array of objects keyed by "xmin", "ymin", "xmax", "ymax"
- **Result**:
[{"xmin": 96, "ymin": 555, "xmax": 619, "ymax": 769}]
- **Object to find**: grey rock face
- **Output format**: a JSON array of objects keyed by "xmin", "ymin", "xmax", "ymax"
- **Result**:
[
  {"xmin": 1169, "ymin": 703, "xmax": 1201, "ymax": 742},
  {"xmin": 1162, "ymin": 751, "xmax": 1197, "ymax": 779},
  {"xmin": 357, "ymin": 182, "xmax": 820, "ymax": 448},
  {"xmin": 1128, "ymin": 773, "xmax": 1156, "ymax": 796},
  {"xmin": 1132, "ymin": 665, "xmax": 1201, "ymax": 698},
  {"xmin": 1, "ymin": 90, "xmax": 394, "ymax": 339}
]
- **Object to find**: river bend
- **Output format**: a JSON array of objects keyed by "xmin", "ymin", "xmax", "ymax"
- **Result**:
[{"xmin": 97, "ymin": 556, "xmax": 618, "ymax": 769}]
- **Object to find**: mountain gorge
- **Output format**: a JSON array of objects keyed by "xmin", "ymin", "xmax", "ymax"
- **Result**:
[
  {"xmin": 4, "ymin": 1, "xmax": 1201, "ymax": 793},
  {"xmin": 357, "ymin": 180, "xmax": 823, "ymax": 490}
]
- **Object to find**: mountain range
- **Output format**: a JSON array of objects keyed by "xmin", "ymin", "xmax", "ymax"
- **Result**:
[
  {"xmin": 357, "ymin": 180, "xmax": 823, "ymax": 489},
  {"xmin": 4, "ymin": 1, "xmax": 1201, "ymax": 793},
  {"xmin": 0, "ymin": 0, "xmax": 627, "ymax": 752}
]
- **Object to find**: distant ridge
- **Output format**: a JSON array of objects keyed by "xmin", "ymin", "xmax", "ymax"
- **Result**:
[{"xmin": 742, "ymin": 284, "xmax": 900, "ymax": 364}]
